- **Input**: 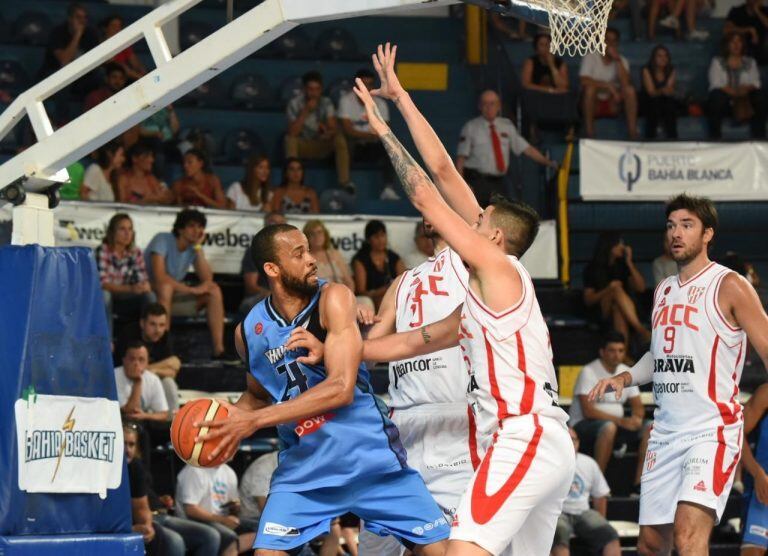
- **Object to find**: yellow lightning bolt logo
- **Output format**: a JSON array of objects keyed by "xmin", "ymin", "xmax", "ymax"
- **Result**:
[{"xmin": 52, "ymin": 406, "xmax": 76, "ymax": 483}]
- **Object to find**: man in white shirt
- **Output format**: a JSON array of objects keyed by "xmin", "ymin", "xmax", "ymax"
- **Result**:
[
  {"xmin": 570, "ymin": 331, "xmax": 649, "ymax": 487},
  {"xmin": 579, "ymin": 27, "xmax": 639, "ymax": 139},
  {"xmin": 176, "ymin": 463, "xmax": 258, "ymax": 556},
  {"xmin": 115, "ymin": 341, "xmax": 169, "ymax": 423},
  {"xmin": 238, "ymin": 451, "xmax": 279, "ymax": 522},
  {"xmin": 552, "ymin": 428, "xmax": 621, "ymax": 556}
]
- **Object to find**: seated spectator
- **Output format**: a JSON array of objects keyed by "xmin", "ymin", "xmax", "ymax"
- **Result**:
[
  {"xmin": 641, "ymin": 45, "xmax": 679, "ymax": 139},
  {"xmin": 725, "ymin": 0, "xmax": 768, "ymax": 64},
  {"xmin": 338, "ymin": 69, "xmax": 398, "ymax": 200},
  {"xmin": 583, "ymin": 232, "xmax": 650, "ymax": 347},
  {"xmin": 139, "ymin": 104, "xmax": 181, "ymax": 177},
  {"xmin": 227, "ymin": 155, "xmax": 273, "ymax": 211},
  {"xmin": 83, "ymin": 141, "xmax": 124, "ymax": 201},
  {"xmin": 304, "ymin": 219, "xmax": 354, "ymax": 290},
  {"xmin": 239, "ymin": 451, "xmax": 278, "ymax": 522},
  {"xmin": 652, "ymin": 237, "xmax": 677, "ymax": 285},
  {"xmin": 520, "ymin": 34, "xmax": 576, "ymax": 140},
  {"xmin": 60, "ymin": 160, "xmax": 86, "ymax": 200},
  {"xmin": 707, "ymin": 32, "xmax": 767, "ymax": 139},
  {"xmin": 145, "ymin": 209, "xmax": 229, "ymax": 360},
  {"xmin": 551, "ymin": 427, "xmax": 620, "ymax": 556},
  {"xmin": 95, "ymin": 213, "xmax": 154, "ymax": 333},
  {"xmin": 569, "ymin": 331, "xmax": 650, "ymax": 491},
  {"xmin": 115, "ymin": 341, "xmax": 169, "ymax": 423},
  {"xmin": 270, "ymin": 158, "xmax": 319, "ymax": 214},
  {"xmin": 101, "ymin": 15, "xmax": 147, "ymax": 81},
  {"xmin": 648, "ymin": 0, "xmax": 710, "ymax": 41},
  {"xmin": 403, "ymin": 221, "xmax": 435, "ymax": 269},
  {"xmin": 39, "ymin": 2, "xmax": 99, "ymax": 88},
  {"xmin": 579, "ymin": 28, "xmax": 639, "ymax": 139},
  {"xmin": 117, "ymin": 142, "xmax": 175, "ymax": 205},
  {"xmin": 240, "ymin": 212, "xmax": 287, "ymax": 315},
  {"xmin": 84, "ymin": 62, "xmax": 126, "ymax": 111},
  {"xmin": 115, "ymin": 303, "xmax": 181, "ymax": 412},
  {"xmin": 175, "ymin": 463, "xmax": 258, "ymax": 556},
  {"xmin": 172, "ymin": 149, "xmax": 229, "ymax": 209},
  {"xmin": 285, "ymin": 71, "xmax": 352, "ymax": 193},
  {"xmin": 352, "ymin": 220, "xmax": 406, "ymax": 310}
]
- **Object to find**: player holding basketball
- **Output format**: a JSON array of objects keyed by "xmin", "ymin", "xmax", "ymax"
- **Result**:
[
  {"xmin": 196, "ymin": 224, "xmax": 449, "ymax": 556},
  {"xmin": 346, "ymin": 45, "xmax": 575, "ymax": 556},
  {"xmin": 741, "ymin": 383, "xmax": 768, "ymax": 555},
  {"xmin": 589, "ymin": 195, "xmax": 768, "ymax": 556}
]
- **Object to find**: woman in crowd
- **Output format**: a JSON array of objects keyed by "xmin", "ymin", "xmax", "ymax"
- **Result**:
[
  {"xmin": 101, "ymin": 15, "xmax": 147, "ymax": 80},
  {"xmin": 82, "ymin": 141, "xmax": 125, "ymax": 201},
  {"xmin": 352, "ymin": 220, "xmax": 405, "ymax": 310},
  {"xmin": 270, "ymin": 158, "xmax": 319, "ymax": 214},
  {"xmin": 227, "ymin": 155, "xmax": 273, "ymax": 211},
  {"xmin": 582, "ymin": 231, "xmax": 650, "ymax": 349},
  {"xmin": 641, "ymin": 45, "xmax": 678, "ymax": 139},
  {"xmin": 96, "ymin": 213, "xmax": 154, "ymax": 332},
  {"xmin": 117, "ymin": 142, "xmax": 175, "ymax": 205},
  {"xmin": 304, "ymin": 219, "xmax": 355, "ymax": 290},
  {"xmin": 172, "ymin": 149, "xmax": 230, "ymax": 209},
  {"xmin": 708, "ymin": 32, "xmax": 767, "ymax": 139}
]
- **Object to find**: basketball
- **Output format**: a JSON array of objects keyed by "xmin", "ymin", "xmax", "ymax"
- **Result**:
[{"xmin": 171, "ymin": 398, "xmax": 233, "ymax": 468}]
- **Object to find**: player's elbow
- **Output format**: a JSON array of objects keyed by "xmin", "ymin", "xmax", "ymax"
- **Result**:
[{"xmin": 329, "ymin": 376, "xmax": 355, "ymax": 406}]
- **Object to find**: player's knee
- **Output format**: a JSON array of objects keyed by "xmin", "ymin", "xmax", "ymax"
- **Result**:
[
  {"xmin": 637, "ymin": 535, "xmax": 667, "ymax": 556},
  {"xmin": 672, "ymin": 523, "xmax": 703, "ymax": 552}
]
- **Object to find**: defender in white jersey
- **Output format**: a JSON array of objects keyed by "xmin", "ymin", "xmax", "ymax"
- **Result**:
[
  {"xmin": 357, "ymin": 225, "xmax": 473, "ymax": 556},
  {"xmin": 590, "ymin": 195, "xmax": 768, "ymax": 556},
  {"xmin": 352, "ymin": 44, "xmax": 574, "ymax": 556}
]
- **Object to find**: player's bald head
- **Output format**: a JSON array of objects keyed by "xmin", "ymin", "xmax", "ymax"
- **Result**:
[{"xmin": 487, "ymin": 194, "xmax": 540, "ymax": 258}]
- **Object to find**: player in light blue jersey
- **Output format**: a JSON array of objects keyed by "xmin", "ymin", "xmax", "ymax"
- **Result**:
[
  {"xmin": 742, "ymin": 383, "xmax": 768, "ymax": 555},
  {"xmin": 197, "ymin": 224, "xmax": 449, "ymax": 556}
]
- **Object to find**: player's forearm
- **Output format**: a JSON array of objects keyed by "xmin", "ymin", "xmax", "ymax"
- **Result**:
[
  {"xmin": 628, "ymin": 351, "xmax": 653, "ymax": 386},
  {"xmin": 253, "ymin": 376, "xmax": 355, "ymax": 428},
  {"xmin": 379, "ymin": 130, "xmax": 440, "ymax": 213},
  {"xmin": 364, "ymin": 323, "xmax": 457, "ymax": 363},
  {"xmin": 394, "ymin": 92, "xmax": 455, "ymax": 181},
  {"xmin": 235, "ymin": 389, "xmax": 271, "ymax": 411}
]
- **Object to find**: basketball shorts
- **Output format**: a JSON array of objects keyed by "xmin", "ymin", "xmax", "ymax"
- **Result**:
[
  {"xmin": 742, "ymin": 484, "xmax": 768, "ymax": 549},
  {"xmin": 450, "ymin": 413, "xmax": 574, "ymax": 556},
  {"xmin": 359, "ymin": 403, "xmax": 474, "ymax": 556},
  {"xmin": 639, "ymin": 424, "xmax": 742, "ymax": 526},
  {"xmin": 254, "ymin": 467, "xmax": 450, "ymax": 552}
]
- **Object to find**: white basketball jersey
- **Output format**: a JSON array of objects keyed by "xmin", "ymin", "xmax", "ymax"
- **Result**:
[
  {"xmin": 458, "ymin": 255, "xmax": 568, "ymax": 439},
  {"xmin": 389, "ymin": 247, "xmax": 468, "ymax": 408},
  {"xmin": 650, "ymin": 262, "xmax": 746, "ymax": 433}
]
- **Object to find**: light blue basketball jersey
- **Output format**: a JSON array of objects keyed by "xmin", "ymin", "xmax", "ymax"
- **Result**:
[{"xmin": 241, "ymin": 282, "xmax": 407, "ymax": 493}]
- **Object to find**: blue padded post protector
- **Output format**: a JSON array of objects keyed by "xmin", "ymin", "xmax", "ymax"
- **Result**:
[{"xmin": 0, "ymin": 246, "xmax": 134, "ymax": 538}]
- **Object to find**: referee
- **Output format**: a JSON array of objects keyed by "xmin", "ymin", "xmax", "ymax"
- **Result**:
[{"xmin": 456, "ymin": 89, "xmax": 558, "ymax": 206}]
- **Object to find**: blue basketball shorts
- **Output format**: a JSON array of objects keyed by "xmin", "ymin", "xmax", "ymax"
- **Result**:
[
  {"xmin": 742, "ymin": 488, "xmax": 768, "ymax": 549},
  {"xmin": 254, "ymin": 467, "xmax": 450, "ymax": 551}
]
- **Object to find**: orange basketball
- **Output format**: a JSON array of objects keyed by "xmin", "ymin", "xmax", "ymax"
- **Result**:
[{"xmin": 170, "ymin": 398, "xmax": 235, "ymax": 467}]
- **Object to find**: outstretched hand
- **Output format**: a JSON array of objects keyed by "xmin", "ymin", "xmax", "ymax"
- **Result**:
[
  {"xmin": 370, "ymin": 42, "xmax": 405, "ymax": 102},
  {"xmin": 352, "ymin": 78, "xmax": 390, "ymax": 137}
]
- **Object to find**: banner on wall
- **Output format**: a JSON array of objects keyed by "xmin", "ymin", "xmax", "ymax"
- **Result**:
[
  {"xmin": 0, "ymin": 202, "xmax": 559, "ymax": 279},
  {"xmin": 579, "ymin": 139, "xmax": 768, "ymax": 201}
]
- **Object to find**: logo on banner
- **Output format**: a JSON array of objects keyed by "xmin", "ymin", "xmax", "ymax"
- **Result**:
[{"xmin": 618, "ymin": 147, "xmax": 642, "ymax": 191}]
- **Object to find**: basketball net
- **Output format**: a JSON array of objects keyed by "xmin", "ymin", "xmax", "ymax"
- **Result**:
[{"xmin": 542, "ymin": 0, "xmax": 611, "ymax": 56}]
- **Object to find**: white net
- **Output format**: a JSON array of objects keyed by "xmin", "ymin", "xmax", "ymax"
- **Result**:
[{"xmin": 542, "ymin": 0, "xmax": 612, "ymax": 57}]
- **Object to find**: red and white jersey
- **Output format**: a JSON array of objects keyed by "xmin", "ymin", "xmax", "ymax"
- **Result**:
[
  {"xmin": 458, "ymin": 255, "xmax": 568, "ymax": 438},
  {"xmin": 651, "ymin": 262, "xmax": 746, "ymax": 433},
  {"xmin": 389, "ymin": 247, "xmax": 468, "ymax": 408}
]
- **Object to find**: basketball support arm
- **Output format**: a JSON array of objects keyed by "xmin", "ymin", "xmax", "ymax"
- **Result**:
[{"xmin": 0, "ymin": 0, "xmax": 457, "ymax": 245}]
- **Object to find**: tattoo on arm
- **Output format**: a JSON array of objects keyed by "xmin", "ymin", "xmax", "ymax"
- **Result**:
[
  {"xmin": 380, "ymin": 131, "xmax": 434, "ymax": 200},
  {"xmin": 421, "ymin": 326, "xmax": 432, "ymax": 344}
]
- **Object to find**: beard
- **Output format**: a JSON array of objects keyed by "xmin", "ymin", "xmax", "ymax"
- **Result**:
[
  {"xmin": 670, "ymin": 242, "xmax": 704, "ymax": 265},
  {"xmin": 280, "ymin": 269, "xmax": 319, "ymax": 297}
]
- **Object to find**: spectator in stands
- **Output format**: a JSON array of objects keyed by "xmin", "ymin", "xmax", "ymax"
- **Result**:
[
  {"xmin": 583, "ymin": 232, "xmax": 650, "ymax": 347},
  {"xmin": 551, "ymin": 427, "xmax": 621, "ymax": 556},
  {"xmin": 138, "ymin": 104, "xmax": 181, "ymax": 178},
  {"xmin": 82, "ymin": 141, "xmax": 124, "ymax": 201},
  {"xmin": 145, "ymin": 209, "xmax": 229, "ymax": 360},
  {"xmin": 648, "ymin": 0, "xmax": 710, "ymax": 41},
  {"xmin": 520, "ymin": 34, "xmax": 576, "ymax": 141},
  {"xmin": 176, "ymin": 463, "xmax": 258, "ymax": 556},
  {"xmin": 101, "ymin": 15, "xmax": 147, "ymax": 81},
  {"xmin": 60, "ymin": 160, "xmax": 86, "ymax": 201},
  {"xmin": 239, "ymin": 451, "xmax": 278, "ymax": 523},
  {"xmin": 84, "ymin": 62, "xmax": 126, "ymax": 111},
  {"xmin": 227, "ymin": 155, "xmax": 273, "ymax": 211},
  {"xmin": 338, "ymin": 69, "xmax": 399, "ymax": 200},
  {"xmin": 569, "ymin": 331, "xmax": 651, "ymax": 491},
  {"xmin": 240, "ymin": 212, "xmax": 287, "ymax": 315},
  {"xmin": 652, "ymin": 237, "xmax": 677, "ymax": 285},
  {"xmin": 707, "ymin": 32, "xmax": 767, "ymax": 139},
  {"xmin": 172, "ymin": 149, "xmax": 230, "ymax": 209},
  {"xmin": 403, "ymin": 221, "xmax": 435, "ymax": 269},
  {"xmin": 117, "ymin": 142, "xmax": 175, "ymax": 205},
  {"xmin": 115, "ymin": 341, "xmax": 170, "ymax": 423},
  {"xmin": 640, "ymin": 45, "xmax": 679, "ymax": 139},
  {"xmin": 304, "ymin": 219, "xmax": 355, "ymax": 290},
  {"xmin": 270, "ymin": 158, "xmax": 319, "ymax": 214},
  {"xmin": 39, "ymin": 2, "xmax": 99, "ymax": 81},
  {"xmin": 96, "ymin": 213, "xmax": 154, "ymax": 333},
  {"xmin": 285, "ymin": 71, "xmax": 353, "ymax": 193},
  {"xmin": 725, "ymin": 0, "xmax": 768, "ymax": 64},
  {"xmin": 456, "ymin": 90, "xmax": 558, "ymax": 207},
  {"xmin": 579, "ymin": 28, "xmax": 639, "ymax": 139},
  {"xmin": 115, "ymin": 303, "xmax": 181, "ymax": 412},
  {"xmin": 352, "ymin": 220, "xmax": 406, "ymax": 310}
]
